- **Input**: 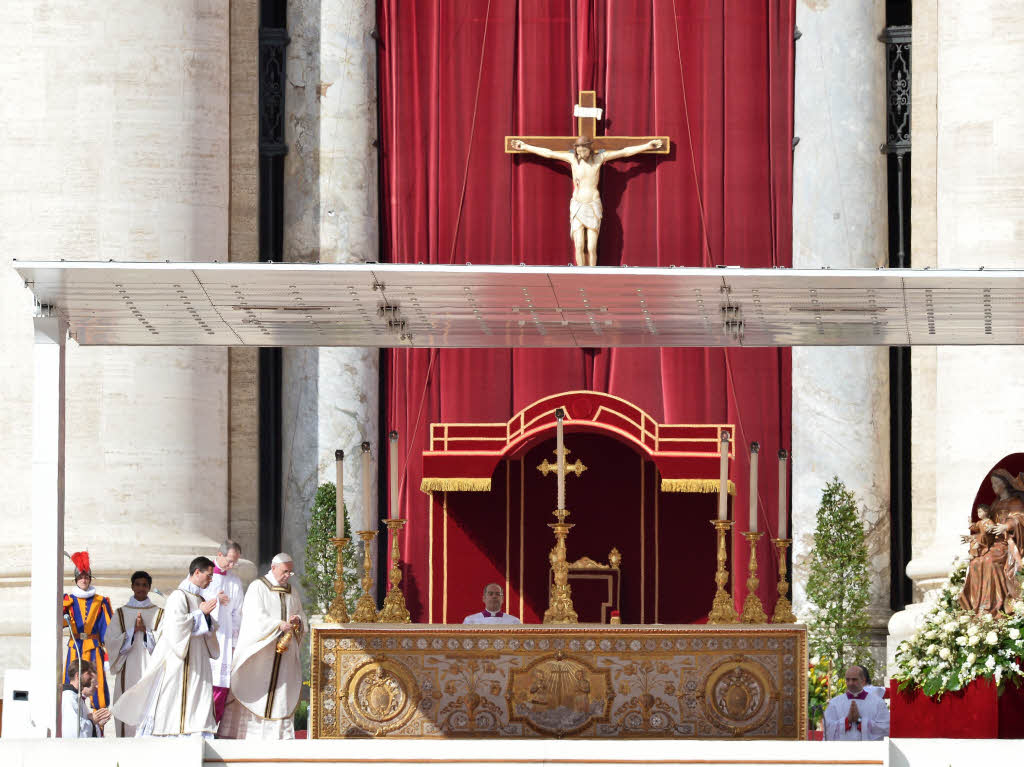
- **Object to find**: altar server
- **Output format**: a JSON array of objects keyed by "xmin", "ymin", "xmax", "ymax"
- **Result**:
[
  {"xmin": 61, "ymin": 661, "xmax": 109, "ymax": 738},
  {"xmin": 463, "ymin": 583, "xmax": 522, "ymax": 624},
  {"xmin": 218, "ymin": 553, "xmax": 307, "ymax": 739},
  {"xmin": 823, "ymin": 665, "xmax": 889, "ymax": 741},
  {"xmin": 62, "ymin": 551, "xmax": 113, "ymax": 710},
  {"xmin": 107, "ymin": 570, "xmax": 163, "ymax": 736},
  {"xmin": 111, "ymin": 557, "xmax": 220, "ymax": 738},
  {"xmin": 202, "ymin": 539, "xmax": 245, "ymax": 722}
]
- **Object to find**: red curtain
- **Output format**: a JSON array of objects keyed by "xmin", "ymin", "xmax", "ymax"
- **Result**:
[{"xmin": 380, "ymin": 1, "xmax": 795, "ymax": 622}]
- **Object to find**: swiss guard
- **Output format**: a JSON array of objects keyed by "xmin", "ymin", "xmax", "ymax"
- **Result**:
[{"xmin": 62, "ymin": 551, "xmax": 113, "ymax": 709}]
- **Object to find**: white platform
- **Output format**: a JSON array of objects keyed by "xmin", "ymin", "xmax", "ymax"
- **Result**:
[{"xmin": 14, "ymin": 260, "xmax": 1024, "ymax": 347}]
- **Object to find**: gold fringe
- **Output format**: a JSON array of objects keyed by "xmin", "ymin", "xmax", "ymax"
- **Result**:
[
  {"xmin": 420, "ymin": 477, "xmax": 493, "ymax": 493},
  {"xmin": 660, "ymin": 478, "xmax": 736, "ymax": 495}
]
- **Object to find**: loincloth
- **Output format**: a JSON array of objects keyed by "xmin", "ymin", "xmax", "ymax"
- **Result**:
[{"xmin": 570, "ymin": 197, "xmax": 603, "ymax": 238}]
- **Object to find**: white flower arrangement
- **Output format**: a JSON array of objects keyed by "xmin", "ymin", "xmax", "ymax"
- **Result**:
[{"xmin": 893, "ymin": 559, "xmax": 1024, "ymax": 697}]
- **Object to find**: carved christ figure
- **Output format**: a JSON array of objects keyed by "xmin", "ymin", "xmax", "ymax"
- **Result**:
[{"xmin": 511, "ymin": 136, "xmax": 663, "ymax": 267}]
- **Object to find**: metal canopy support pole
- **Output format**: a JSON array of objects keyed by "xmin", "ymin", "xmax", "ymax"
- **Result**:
[{"xmin": 30, "ymin": 305, "xmax": 67, "ymax": 737}]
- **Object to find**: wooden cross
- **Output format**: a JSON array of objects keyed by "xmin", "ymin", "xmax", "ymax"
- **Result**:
[{"xmin": 505, "ymin": 90, "xmax": 670, "ymax": 156}]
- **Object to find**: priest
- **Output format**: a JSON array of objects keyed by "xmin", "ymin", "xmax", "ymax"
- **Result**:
[
  {"xmin": 111, "ymin": 557, "xmax": 220, "ymax": 738},
  {"xmin": 203, "ymin": 539, "xmax": 245, "ymax": 722},
  {"xmin": 823, "ymin": 665, "xmax": 889, "ymax": 741},
  {"xmin": 218, "ymin": 553, "xmax": 307, "ymax": 739},
  {"xmin": 106, "ymin": 570, "xmax": 163, "ymax": 736}
]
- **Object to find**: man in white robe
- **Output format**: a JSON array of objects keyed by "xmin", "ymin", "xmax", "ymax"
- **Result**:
[
  {"xmin": 463, "ymin": 583, "xmax": 522, "ymax": 624},
  {"xmin": 107, "ymin": 570, "xmax": 163, "ymax": 736},
  {"xmin": 61, "ymin": 661, "xmax": 109, "ymax": 737},
  {"xmin": 218, "ymin": 553, "xmax": 307, "ymax": 739},
  {"xmin": 111, "ymin": 556, "xmax": 220, "ymax": 739},
  {"xmin": 823, "ymin": 665, "xmax": 889, "ymax": 741},
  {"xmin": 202, "ymin": 539, "xmax": 245, "ymax": 722}
]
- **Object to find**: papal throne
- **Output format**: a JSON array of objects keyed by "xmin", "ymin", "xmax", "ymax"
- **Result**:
[{"xmin": 549, "ymin": 548, "xmax": 622, "ymax": 624}]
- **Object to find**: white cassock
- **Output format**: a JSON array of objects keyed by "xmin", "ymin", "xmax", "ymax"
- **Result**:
[
  {"xmin": 106, "ymin": 597, "xmax": 163, "ymax": 737},
  {"xmin": 463, "ymin": 610, "xmax": 522, "ymax": 624},
  {"xmin": 823, "ymin": 690, "xmax": 889, "ymax": 741},
  {"xmin": 61, "ymin": 685, "xmax": 100, "ymax": 738},
  {"xmin": 111, "ymin": 580, "xmax": 219, "ymax": 738},
  {"xmin": 202, "ymin": 568, "xmax": 244, "ymax": 689},
  {"xmin": 218, "ymin": 572, "xmax": 307, "ymax": 739}
]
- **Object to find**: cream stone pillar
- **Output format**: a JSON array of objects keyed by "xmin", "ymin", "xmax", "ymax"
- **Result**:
[
  {"xmin": 887, "ymin": 0, "xmax": 1024, "ymax": 670},
  {"xmin": 0, "ymin": 2, "xmax": 234, "ymax": 695},
  {"xmin": 790, "ymin": 0, "xmax": 892, "ymax": 662},
  {"xmin": 282, "ymin": 0, "xmax": 380, "ymax": 577}
]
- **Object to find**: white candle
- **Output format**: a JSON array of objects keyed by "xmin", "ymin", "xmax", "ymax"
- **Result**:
[
  {"xmin": 556, "ymin": 410, "xmax": 566, "ymax": 510},
  {"xmin": 389, "ymin": 431, "xmax": 400, "ymax": 520},
  {"xmin": 748, "ymin": 442, "xmax": 760, "ymax": 533},
  {"xmin": 718, "ymin": 431, "xmax": 730, "ymax": 520},
  {"xmin": 778, "ymin": 449, "xmax": 788, "ymax": 539},
  {"xmin": 335, "ymin": 449, "xmax": 345, "ymax": 538},
  {"xmin": 361, "ymin": 442, "xmax": 372, "ymax": 531}
]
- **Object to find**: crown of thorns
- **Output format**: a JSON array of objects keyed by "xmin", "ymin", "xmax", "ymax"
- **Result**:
[{"xmin": 573, "ymin": 136, "xmax": 594, "ymax": 147}]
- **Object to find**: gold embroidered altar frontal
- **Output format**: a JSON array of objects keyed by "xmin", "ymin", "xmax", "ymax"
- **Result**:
[{"xmin": 310, "ymin": 624, "xmax": 806, "ymax": 740}]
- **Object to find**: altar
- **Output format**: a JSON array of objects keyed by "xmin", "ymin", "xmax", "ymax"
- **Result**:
[{"xmin": 309, "ymin": 623, "xmax": 806, "ymax": 740}]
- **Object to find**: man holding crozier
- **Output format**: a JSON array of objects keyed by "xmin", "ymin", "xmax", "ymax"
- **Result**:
[
  {"xmin": 218, "ymin": 553, "xmax": 307, "ymax": 739},
  {"xmin": 111, "ymin": 557, "xmax": 220, "ymax": 738}
]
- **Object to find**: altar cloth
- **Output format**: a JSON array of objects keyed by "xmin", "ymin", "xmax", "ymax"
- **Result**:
[{"xmin": 310, "ymin": 623, "xmax": 806, "ymax": 740}]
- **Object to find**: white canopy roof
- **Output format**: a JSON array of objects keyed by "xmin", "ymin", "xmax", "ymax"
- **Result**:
[{"xmin": 14, "ymin": 260, "xmax": 1024, "ymax": 347}]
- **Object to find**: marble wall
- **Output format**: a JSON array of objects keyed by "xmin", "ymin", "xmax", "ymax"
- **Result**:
[
  {"xmin": 889, "ymin": 0, "xmax": 1024, "ymax": 668},
  {"xmin": 281, "ymin": 0, "xmax": 380, "ymax": 579},
  {"xmin": 790, "ymin": 0, "xmax": 892, "ymax": 662},
  {"xmin": 0, "ymin": 1, "xmax": 233, "ymax": 691}
]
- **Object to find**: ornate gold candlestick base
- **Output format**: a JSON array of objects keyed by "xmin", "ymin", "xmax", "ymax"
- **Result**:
[
  {"xmin": 325, "ymin": 536, "xmax": 351, "ymax": 623},
  {"xmin": 351, "ymin": 530, "xmax": 379, "ymax": 623},
  {"xmin": 377, "ymin": 519, "xmax": 411, "ymax": 623},
  {"xmin": 771, "ymin": 538, "xmax": 797, "ymax": 623},
  {"xmin": 543, "ymin": 508, "xmax": 578, "ymax": 624},
  {"xmin": 707, "ymin": 519, "xmax": 738, "ymax": 624},
  {"xmin": 740, "ymin": 531, "xmax": 768, "ymax": 624}
]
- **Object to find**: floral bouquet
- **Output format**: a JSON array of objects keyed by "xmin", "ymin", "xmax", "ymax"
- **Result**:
[
  {"xmin": 893, "ymin": 559, "xmax": 1024, "ymax": 698},
  {"xmin": 807, "ymin": 656, "xmax": 845, "ymax": 729}
]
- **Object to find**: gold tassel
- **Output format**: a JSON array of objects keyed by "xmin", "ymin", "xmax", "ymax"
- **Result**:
[
  {"xmin": 660, "ymin": 478, "xmax": 736, "ymax": 495},
  {"xmin": 419, "ymin": 477, "xmax": 493, "ymax": 493}
]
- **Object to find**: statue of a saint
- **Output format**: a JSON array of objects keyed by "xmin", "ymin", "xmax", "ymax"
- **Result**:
[
  {"xmin": 958, "ymin": 469, "xmax": 1024, "ymax": 615},
  {"xmin": 510, "ymin": 136, "xmax": 662, "ymax": 267}
]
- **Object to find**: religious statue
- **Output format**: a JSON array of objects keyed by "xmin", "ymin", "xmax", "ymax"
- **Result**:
[
  {"xmin": 958, "ymin": 469, "xmax": 1024, "ymax": 615},
  {"xmin": 510, "ymin": 136, "xmax": 663, "ymax": 267}
]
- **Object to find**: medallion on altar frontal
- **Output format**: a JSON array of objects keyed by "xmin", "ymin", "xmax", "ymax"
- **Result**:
[{"xmin": 311, "ymin": 625, "xmax": 806, "ymax": 740}]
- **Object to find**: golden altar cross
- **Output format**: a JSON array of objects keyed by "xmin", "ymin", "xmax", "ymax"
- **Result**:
[{"xmin": 504, "ymin": 90, "xmax": 671, "ymax": 156}]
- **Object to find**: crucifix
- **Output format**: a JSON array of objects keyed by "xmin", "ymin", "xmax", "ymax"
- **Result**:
[{"xmin": 506, "ymin": 90, "xmax": 670, "ymax": 267}]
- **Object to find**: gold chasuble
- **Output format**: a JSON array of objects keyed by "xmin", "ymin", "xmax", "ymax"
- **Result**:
[
  {"xmin": 219, "ymin": 574, "xmax": 307, "ymax": 739},
  {"xmin": 111, "ymin": 583, "xmax": 219, "ymax": 738}
]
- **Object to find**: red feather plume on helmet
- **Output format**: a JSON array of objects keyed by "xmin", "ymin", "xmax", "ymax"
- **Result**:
[{"xmin": 70, "ymin": 551, "xmax": 91, "ymax": 575}]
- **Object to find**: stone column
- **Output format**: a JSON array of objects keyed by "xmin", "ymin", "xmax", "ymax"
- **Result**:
[
  {"xmin": 888, "ymin": 0, "xmax": 1024, "ymax": 669},
  {"xmin": 282, "ymin": 0, "xmax": 380, "ymax": 578},
  {"xmin": 0, "ymin": 1, "xmax": 233, "ymax": 693},
  {"xmin": 790, "ymin": 0, "xmax": 892, "ymax": 664}
]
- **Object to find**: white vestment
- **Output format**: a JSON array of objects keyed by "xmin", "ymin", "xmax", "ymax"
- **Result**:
[
  {"xmin": 202, "ymin": 569, "xmax": 244, "ymax": 687},
  {"xmin": 106, "ymin": 597, "xmax": 162, "ymax": 737},
  {"xmin": 61, "ymin": 686, "xmax": 100, "ymax": 738},
  {"xmin": 823, "ymin": 690, "xmax": 889, "ymax": 741},
  {"xmin": 111, "ymin": 580, "xmax": 219, "ymax": 738},
  {"xmin": 218, "ymin": 573, "xmax": 307, "ymax": 739},
  {"xmin": 463, "ymin": 610, "xmax": 522, "ymax": 624}
]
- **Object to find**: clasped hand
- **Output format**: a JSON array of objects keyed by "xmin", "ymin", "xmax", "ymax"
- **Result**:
[
  {"xmin": 199, "ymin": 597, "xmax": 218, "ymax": 615},
  {"xmin": 278, "ymin": 614, "xmax": 302, "ymax": 633}
]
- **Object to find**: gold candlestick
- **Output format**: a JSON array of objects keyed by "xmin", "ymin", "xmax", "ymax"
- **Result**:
[
  {"xmin": 351, "ymin": 530, "xmax": 379, "ymax": 622},
  {"xmin": 707, "ymin": 519, "xmax": 738, "ymax": 624},
  {"xmin": 325, "ymin": 536, "xmax": 351, "ymax": 623},
  {"xmin": 771, "ymin": 538, "xmax": 797, "ymax": 623},
  {"xmin": 377, "ymin": 519, "xmax": 411, "ymax": 623},
  {"xmin": 740, "ymin": 531, "xmax": 767, "ymax": 623},
  {"xmin": 543, "ymin": 508, "xmax": 578, "ymax": 624}
]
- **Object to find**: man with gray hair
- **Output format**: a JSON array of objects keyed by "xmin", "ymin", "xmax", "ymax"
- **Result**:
[
  {"xmin": 218, "ymin": 553, "xmax": 307, "ymax": 739},
  {"xmin": 202, "ymin": 539, "xmax": 245, "ymax": 722}
]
